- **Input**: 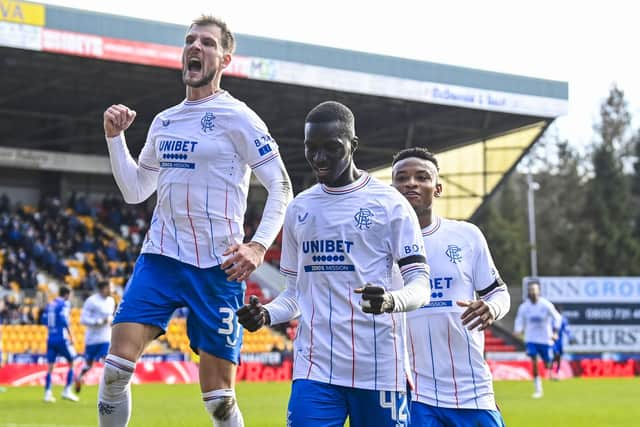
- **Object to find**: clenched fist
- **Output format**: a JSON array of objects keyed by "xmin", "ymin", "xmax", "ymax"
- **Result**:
[
  {"xmin": 355, "ymin": 285, "xmax": 395, "ymax": 314},
  {"xmin": 104, "ymin": 104, "xmax": 137, "ymax": 138},
  {"xmin": 236, "ymin": 295, "xmax": 270, "ymax": 332}
]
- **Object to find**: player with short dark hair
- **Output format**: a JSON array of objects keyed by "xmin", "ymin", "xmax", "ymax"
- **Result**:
[
  {"xmin": 74, "ymin": 280, "xmax": 115, "ymax": 393},
  {"xmin": 99, "ymin": 14, "xmax": 292, "ymax": 427},
  {"xmin": 237, "ymin": 101, "xmax": 430, "ymax": 427},
  {"xmin": 42, "ymin": 285, "xmax": 78, "ymax": 403},
  {"xmin": 391, "ymin": 147, "xmax": 510, "ymax": 426},
  {"xmin": 514, "ymin": 280, "xmax": 561, "ymax": 398}
]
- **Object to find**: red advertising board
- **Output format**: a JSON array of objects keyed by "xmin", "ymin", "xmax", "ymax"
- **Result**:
[
  {"xmin": 0, "ymin": 360, "xmax": 293, "ymax": 386},
  {"xmin": 0, "ymin": 361, "xmax": 199, "ymax": 386},
  {"xmin": 38, "ymin": 27, "xmax": 252, "ymax": 76},
  {"xmin": 41, "ymin": 28, "xmax": 182, "ymax": 69},
  {"xmin": 1, "ymin": 358, "xmax": 636, "ymax": 386},
  {"xmin": 487, "ymin": 360, "xmax": 574, "ymax": 381}
]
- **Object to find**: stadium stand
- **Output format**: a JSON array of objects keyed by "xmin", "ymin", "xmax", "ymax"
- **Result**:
[
  {"xmin": 0, "ymin": 193, "xmax": 292, "ymax": 360},
  {"xmin": 484, "ymin": 329, "xmax": 518, "ymax": 353}
]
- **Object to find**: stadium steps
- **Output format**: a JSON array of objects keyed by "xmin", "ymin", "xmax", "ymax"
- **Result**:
[{"xmin": 485, "ymin": 324, "xmax": 524, "ymax": 352}]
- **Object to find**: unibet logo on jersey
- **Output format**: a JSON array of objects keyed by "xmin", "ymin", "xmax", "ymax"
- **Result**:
[
  {"xmin": 302, "ymin": 239, "xmax": 355, "ymax": 272},
  {"xmin": 158, "ymin": 140, "xmax": 199, "ymax": 169}
]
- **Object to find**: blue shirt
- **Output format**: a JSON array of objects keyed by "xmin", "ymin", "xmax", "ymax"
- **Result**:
[
  {"xmin": 555, "ymin": 315, "xmax": 572, "ymax": 346},
  {"xmin": 42, "ymin": 297, "xmax": 71, "ymax": 343}
]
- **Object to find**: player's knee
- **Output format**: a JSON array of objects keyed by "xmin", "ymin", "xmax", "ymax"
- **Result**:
[
  {"xmin": 204, "ymin": 395, "xmax": 236, "ymax": 422},
  {"xmin": 101, "ymin": 361, "xmax": 133, "ymax": 399}
]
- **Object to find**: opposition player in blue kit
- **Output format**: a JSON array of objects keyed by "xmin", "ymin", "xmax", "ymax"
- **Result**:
[
  {"xmin": 552, "ymin": 306, "xmax": 575, "ymax": 378},
  {"xmin": 237, "ymin": 101, "xmax": 431, "ymax": 427},
  {"xmin": 99, "ymin": 15, "xmax": 292, "ymax": 427},
  {"xmin": 41, "ymin": 285, "xmax": 79, "ymax": 403}
]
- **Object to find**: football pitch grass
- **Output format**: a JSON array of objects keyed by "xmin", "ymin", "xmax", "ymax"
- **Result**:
[{"xmin": 0, "ymin": 378, "xmax": 637, "ymax": 426}]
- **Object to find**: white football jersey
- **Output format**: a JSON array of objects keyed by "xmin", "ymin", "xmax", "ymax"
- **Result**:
[
  {"xmin": 134, "ymin": 91, "xmax": 282, "ymax": 267},
  {"xmin": 407, "ymin": 217, "xmax": 501, "ymax": 410},
  {"xmin": 280, "ymin": 174, "xmax": 427, "ymax": 392},
  {"xmin": 514, "ymin": 297, "xmax": 561, "ymax": 345},
  {"xmin": 81, "ymin": 294, "xmax": 116, "ymax": 346}
]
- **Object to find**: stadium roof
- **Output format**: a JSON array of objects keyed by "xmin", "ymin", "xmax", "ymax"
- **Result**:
[{"xmin": 0, "ymin": 1, "xmax": 568, "ymax": 219}]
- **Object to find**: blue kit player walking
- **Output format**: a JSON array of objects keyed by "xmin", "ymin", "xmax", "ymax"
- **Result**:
[
  {"xmin": 552, "ymin": 306, "xmax": 575, "ymax": 378},
  {"xmin": 99, "ymin": 15, "xmax": 292, "ymax": 427},
  {"xmin": 237, "ymin": 101, "xmax": 430, "ymax": 427},
  {"xmin": 41, "ymin": 285, "xmax": 78, "ymax": 403}
]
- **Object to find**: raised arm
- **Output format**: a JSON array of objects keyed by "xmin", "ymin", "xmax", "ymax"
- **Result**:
[{"xmin": 104, "ymin": 104, "xmax": 159, "ymax": 204}]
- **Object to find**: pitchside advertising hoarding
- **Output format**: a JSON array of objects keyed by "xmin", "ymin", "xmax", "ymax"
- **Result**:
[{"xmin": 522, "ymin": 277, "xmax": 640, "ymax": 352}]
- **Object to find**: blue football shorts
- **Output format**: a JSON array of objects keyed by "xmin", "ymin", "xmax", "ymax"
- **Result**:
[
  {"xmin": 526, "ymin": 342, "xmax": 554, "ymax": 363},
  {"xmin": 287, "ymin": 379, "xmax": 409, "ymax": 427},
  {"xmin": 553, "ymin": 340, "xmax": 564, "ymax": 356},
  {"xmin": 46, "ymin": 339, "xmax": 76, "ymax": 364},
  {"xmin": 84, "ymin": 342, "xmax": 110, "ymax": 363},
  {"xmin": 410, "ymin": 401, "xmax": 505, "ymax": 427},
  {"xmin": 113, "ymin": 253, "xmax": 245, "ymax": 363}
]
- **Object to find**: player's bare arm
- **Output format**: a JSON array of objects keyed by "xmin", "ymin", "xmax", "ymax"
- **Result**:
[
  {"xmin": 222, "ymin": 241, "xmax": 267, "ymax": 282},
  {"xmin": 104, "ymin": 104, "xmax": 137, "ymax": 137}
]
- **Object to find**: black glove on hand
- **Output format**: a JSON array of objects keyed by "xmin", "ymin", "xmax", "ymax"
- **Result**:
[
  {"xmin": 355, "ymin": 285, "xmax": 395, "ymax": 314},
  {"xmin": 236, "ymin": 295, "xmax": 270, "ymax": 332}
]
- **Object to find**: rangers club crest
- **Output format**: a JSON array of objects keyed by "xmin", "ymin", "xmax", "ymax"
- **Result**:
[
  {"xmin": 354, "ymin": 208, "xmax": 374, "ymax": 230},
  {"xmin": 200, "ymin": 112, "xmax": 216, "ymax": 132},
  {"xmin": 446, "ymin": 245, "xmax": 462, "ymax": 263}
]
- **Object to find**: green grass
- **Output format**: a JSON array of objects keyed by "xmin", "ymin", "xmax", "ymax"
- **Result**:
[
  {"xmin": 0, "ymin": 378, "xmax": 637, "ymax": 426},
  {"xmin": 494, "ymin": 378, "xmax": 639, "ymax": 427}
]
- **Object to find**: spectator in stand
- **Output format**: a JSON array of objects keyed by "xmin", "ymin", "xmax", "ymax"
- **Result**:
[
  {"xmin": 0, "ymin": 193, "xmax": 9, "ymax": 213},
  {"xmin": 0, "ymin": 295, "xmax": 21, "ymax": 324}
]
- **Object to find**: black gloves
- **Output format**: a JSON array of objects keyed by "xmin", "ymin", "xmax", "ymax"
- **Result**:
[
  {"xmin": 236, "ymin": 295, "xmax": 270, "ymax": 332},
  {"xmin": 355, "ymin": 285, "xmax": 395, "ymax": 314}
]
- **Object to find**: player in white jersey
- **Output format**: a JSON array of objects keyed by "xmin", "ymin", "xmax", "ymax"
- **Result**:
[
  {"xmin": 99, "ymin": 15, "xmax": 292, "ymax": 427},
  {"xmin": 514, "ymin": 279, "xmax": 561, "ymax": 398},
  {"xmin": 75, "ymin": 281, "xmax": 116, "ymax": 393},
  {"xmin": 391, "ymin": 147, "xmax": 510, "ymax": 427},
  {"xmin": 237, "ymin": 101, "xmax": 430, "ymax": 427}
]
